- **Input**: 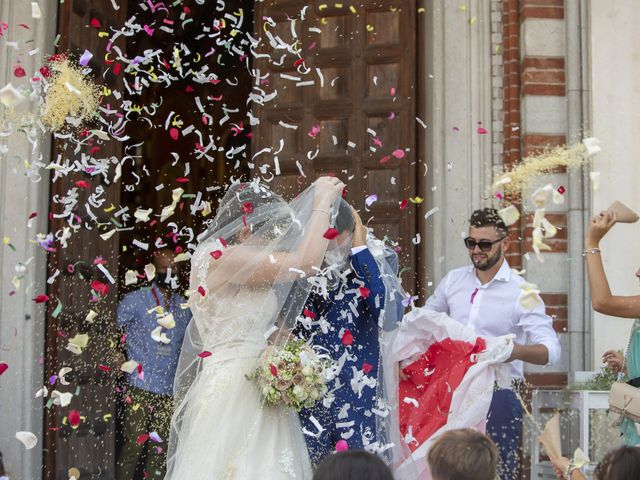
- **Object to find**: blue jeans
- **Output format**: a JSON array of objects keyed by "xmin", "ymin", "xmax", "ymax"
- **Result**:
[{"xmin": 487, "ymin": 388, "xmax": 523, "ymax": 480}]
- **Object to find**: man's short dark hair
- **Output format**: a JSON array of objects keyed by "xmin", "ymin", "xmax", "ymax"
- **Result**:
[
  {"xmin": 313, "ymin": 450, "xmax": 394, "ymax": 480},
  {"xmin": 334, "ymin": 200, "xmax": 355, "ymax": 234},
  {"xmin": 469, "ymin": 208, "xmax": 508, "ymax": 237}
]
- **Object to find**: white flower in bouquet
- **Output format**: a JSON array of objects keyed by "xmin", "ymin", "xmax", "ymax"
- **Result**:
[
  {"xmin": 293, "ymin": 385, "xmax": 308, "ymax": 401},
  {"xmin": 247, "ymin": 338, "xmax": 330, "ymax": 412}
]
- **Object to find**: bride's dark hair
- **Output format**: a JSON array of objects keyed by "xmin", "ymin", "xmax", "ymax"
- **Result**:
[{"xmin": 198, "ymin": 182, "xmax": 289, "ymax": 244}]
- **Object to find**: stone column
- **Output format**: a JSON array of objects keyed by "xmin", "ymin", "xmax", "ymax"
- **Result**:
[
  {"xmin": 0, "ymin": 1, "xmax": 57, "ymax": 478},
  {"xmin": 423, "ymin": 0, "xmax": 495, "ymax": 286}
]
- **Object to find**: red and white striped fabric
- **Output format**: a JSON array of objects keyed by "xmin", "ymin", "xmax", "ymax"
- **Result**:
[{"xmin": 383, "ymin": 308, "xmax": 513, "ymax": 480}]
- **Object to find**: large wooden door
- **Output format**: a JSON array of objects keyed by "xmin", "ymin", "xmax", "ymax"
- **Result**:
[
  {"xmin": 44, "ymin": 1, "xmax": 127, "ymax": 479},
  {"xmin": 252, "ymin": 0, "xmax": 419, "ymax": 289}
]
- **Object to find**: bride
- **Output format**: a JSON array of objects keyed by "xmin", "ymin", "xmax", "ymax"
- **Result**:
[{"xmin": 164, "ymin": 176, "xmax": 346, "ymax": 479}]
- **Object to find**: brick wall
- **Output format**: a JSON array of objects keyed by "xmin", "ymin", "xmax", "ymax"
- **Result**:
[{"xmin": 502, "ymin": 0, "xmax": 570, "ymax": 389}]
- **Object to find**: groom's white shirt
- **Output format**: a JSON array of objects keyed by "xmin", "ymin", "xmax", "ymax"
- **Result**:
[{"xmin": 425, "ymin": 259, "xmax": 561, "ymax": 381}]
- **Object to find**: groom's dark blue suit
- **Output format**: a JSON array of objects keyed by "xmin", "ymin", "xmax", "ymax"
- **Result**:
[{"xmin": 297, "ymin": 247, "xmax": 399, "ymax": 465}]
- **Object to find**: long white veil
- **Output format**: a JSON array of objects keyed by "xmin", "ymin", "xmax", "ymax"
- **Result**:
[{"xmin": 165, "ymin": 178, "xmax": 352, "ymax": 477}]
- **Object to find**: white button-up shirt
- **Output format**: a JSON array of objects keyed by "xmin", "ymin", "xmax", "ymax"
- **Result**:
[{"xmin": 426, "ymin": 259, "xmax": 561, "ymax": 380}]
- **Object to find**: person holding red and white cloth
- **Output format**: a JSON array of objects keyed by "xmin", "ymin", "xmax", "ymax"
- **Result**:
[{"xmin": 385, "ymin": 208, "xmax": 561, "ymax": 480}]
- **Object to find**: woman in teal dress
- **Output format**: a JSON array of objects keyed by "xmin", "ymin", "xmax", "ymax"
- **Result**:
[
  {"xmin": 584, "ymin": 209, "xmax": 640, "ymax": 446},
  {"xmin": 614, "ymin": 319, "xmax": 640, "ymax": 445}
]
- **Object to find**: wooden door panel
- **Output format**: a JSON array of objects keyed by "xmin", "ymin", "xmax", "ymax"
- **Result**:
[
  {"xmin": 45, "ymin": 1, "xmax": 127, "ymax": 478},
  {"xmin": 253, "ymin": 0, "xmax": 418, "ymax": 288}
]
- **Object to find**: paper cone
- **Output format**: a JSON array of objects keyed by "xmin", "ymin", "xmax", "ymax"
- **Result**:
[
  {"xmin": 539, "ymin": 413, "xmax": 562, "ymax": 461},
  {"xmin": 606, "ymin": 201, "xmax": 639, "ymax": 223}
]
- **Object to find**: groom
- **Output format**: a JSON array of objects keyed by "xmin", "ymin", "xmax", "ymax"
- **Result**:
[{"xmin": 297, "ymin": 202, "xmax": 401, "ymax": 465}]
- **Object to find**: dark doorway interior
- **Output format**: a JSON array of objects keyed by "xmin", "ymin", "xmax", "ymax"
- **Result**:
[
  {"xmin": 45, "ymin": 1, "xmax": 252, "ymax": 479},
  {"xmin": 44, "ymin": 1, "xmax": 422, "ymax": 479}
]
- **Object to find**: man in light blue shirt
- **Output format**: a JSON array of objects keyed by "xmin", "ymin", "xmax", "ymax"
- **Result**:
[{"xmin": 115, "ymin": 249, "xmax": 191, "ymax": 480}]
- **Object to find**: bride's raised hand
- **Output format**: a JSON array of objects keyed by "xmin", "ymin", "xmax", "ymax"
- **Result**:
[{"xmin": 312, "ymin": 176, "xmax": 345, "ymax": 209}]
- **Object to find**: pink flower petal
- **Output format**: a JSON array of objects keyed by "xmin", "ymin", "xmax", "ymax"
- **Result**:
[
  {"xmin": 392, "ymin": 149, "xmax": 405, "ymax": 159},
  {"xmin": 323, "ymin": 228, "xmax": 339, "ymax": 240}
]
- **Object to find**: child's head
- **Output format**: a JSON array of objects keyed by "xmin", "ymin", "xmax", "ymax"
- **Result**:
[
  {"xmin": 313, "ymin": 450, "xmax": 394, "ymax": 480},
  {"xmin": 427, "ymin": 429, "xmax": 499, "ymax": 480}
]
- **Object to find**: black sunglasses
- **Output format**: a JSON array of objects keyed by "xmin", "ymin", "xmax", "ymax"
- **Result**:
[{"xmin": 464, "ymin": 237, "xmax": 505, "ymax": 252}]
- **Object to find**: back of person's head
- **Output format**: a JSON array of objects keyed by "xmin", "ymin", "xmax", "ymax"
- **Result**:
[
  {"xmin": 427, "ymin": 429, "xmax": 499, "ymax": 480},
  {"xmin": 595, "ymin": 445, "xmax": 640, "ymax": 480},
  {"xmin": 469, "ymin": 208, "xmax": 508, "ymax": 237},
  {"xmin": 313, "ymin": 450, "xmax": 394, "ymax": 480}
]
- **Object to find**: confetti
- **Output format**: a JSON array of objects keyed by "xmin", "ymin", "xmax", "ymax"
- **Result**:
[
  {"xmin": 145, "ymin": 264, "xmax": 156, "ymax": 281},
  {"xmin": 15, "ymin": 431, "xmax": 38, "ymax": 449},
  {"xmin": 68, "ymin": 410, "xmax": 81, "ymax": 429},
  {"xmin": 51, "ymin": 390, "xmax": 73, "ymax": 407},
  {"xmin": 323, "ymin": 228, "xmax": 339, "ymax": 240},
  {"xmin": 365, "ymin": 194, "xmax": 377, "ymax": 207},
  {"xmin": 519, "ymin": 282, "xmax": 542, "ymax": 310},
  {"xmin": 498, "ymin": 205, "xmax": 520, "ymax": 226},
  {"xmin": 67, "ymin": 334, "xmax": 89, "ymax": 355},
  {"xmin": 582, "ymin": 137, "xmax": 601, "ymax": 157},
  {"xmin": 0, "ymin": 83, "xmax": 24, "ymax": 108},
  {"xmin": 120, "ymin": 360, "xmax": 139, "ymax": 374},
  {"xmin": 308, "ymin": 125, "xmax": 321, "ymax": 138},
  {"xmin": 341, "ymin": 329, "xmax": 354, "ymax": 346},
  {"xmin": 33, "ymin": 294, "xmax": 50, "ymax": 303},
  {"xmin": 335, "ymin": 439, "xmax": 349, "ymax": 451},
  {"xmin": 79, "ymin": 50, "xmax": 93, "ymax": 67},
  {"xmin": 31, "ymin": 2, "xmax": 42, "ymax": 19}
]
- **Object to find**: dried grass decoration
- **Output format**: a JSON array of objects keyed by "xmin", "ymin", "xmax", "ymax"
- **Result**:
[
  {"xmin": 494, "ymin": 138, "xmax": 601, "ymax": 261},
  {"xmin": 40, "ymin": 56, "xmax": 100, "ymax": 132},
  {"xmin": 492, "ymin": 138, "xmax": 601, "ymax": 199}
]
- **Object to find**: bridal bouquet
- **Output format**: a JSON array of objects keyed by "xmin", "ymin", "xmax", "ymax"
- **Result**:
[{"xmin": 248, "ymin": 339, "xmax": 329, "ymax": 412}]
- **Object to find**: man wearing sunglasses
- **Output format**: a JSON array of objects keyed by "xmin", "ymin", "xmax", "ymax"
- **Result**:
[{"xmin": 425, "ymin": 208, "xmax": 561, "ymax": 480}]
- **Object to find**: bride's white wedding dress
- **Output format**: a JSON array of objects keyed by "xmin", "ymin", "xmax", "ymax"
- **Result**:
[{"xmin": 165, "ymin": 288, "xmax": 313, "ymax": 479}]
